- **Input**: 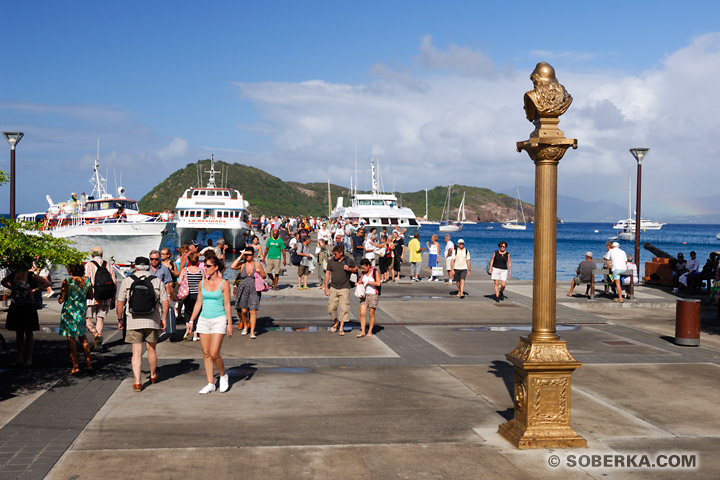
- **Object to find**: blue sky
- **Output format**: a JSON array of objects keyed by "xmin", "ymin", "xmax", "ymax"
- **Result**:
[{"xmin": 2, "ymin": 1, "xmax": 720, "ymax": 217}]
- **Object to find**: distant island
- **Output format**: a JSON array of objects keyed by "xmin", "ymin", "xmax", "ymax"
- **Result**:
[{"xmin": 139, "ymin": 159, "xmax": 534, "ymax": 222}]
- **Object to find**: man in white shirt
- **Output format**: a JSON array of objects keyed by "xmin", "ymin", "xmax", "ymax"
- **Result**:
[
  {"xmin": 443, "ymin": 234, "xmax": 455, "ymax": 283},
  {"xmin": 606, "ymin": 242, "xmax": 628, "ymax": 303}
]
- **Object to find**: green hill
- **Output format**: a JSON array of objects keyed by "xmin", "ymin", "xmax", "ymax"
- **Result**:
[{"xmin": 139, "ymin": 159, "xmax": 534, "ymax": 222}]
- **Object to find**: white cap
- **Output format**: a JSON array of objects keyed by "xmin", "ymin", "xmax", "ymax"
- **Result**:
[
  {"xmin": 611, "ymin": 241, "xmax": 620, "ymax": 247},
  {"xmin": 457, "ymin": 239, "xmax": 465, "ymax": 244},
  {"xmin": 585, "ymin": 251, "xmax": 593, "ymax": 257}
]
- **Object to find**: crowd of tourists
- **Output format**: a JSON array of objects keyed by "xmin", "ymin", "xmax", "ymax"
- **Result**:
[{"xmin": 0, "ymin": 214, "xmax": 493, "ymax": 394}]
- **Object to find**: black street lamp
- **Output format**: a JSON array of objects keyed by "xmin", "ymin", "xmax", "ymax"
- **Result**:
[
  {"xmin": 629, "ymin": 148, "xmax": 649, "ymax": 276},
  {"xmin": 2, "ymin": 132, "xmax": 24, "ymax": 220}
]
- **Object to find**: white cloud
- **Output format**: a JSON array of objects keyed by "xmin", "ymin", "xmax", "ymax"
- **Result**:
[
  {"xmin": 233, "ymin": 33, "xmax": 720, "ymax": 217},
  {"xmin": 157, "ymin": 137, "xmax": 189, "ymax": 160}
]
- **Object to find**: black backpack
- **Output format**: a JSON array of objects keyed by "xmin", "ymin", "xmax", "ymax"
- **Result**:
[
  {"xmin": 291, "ymin": 245, "xmax": 303, "ymax": 266},
  {"xmin": 92, "ymin": 261, "xmax": 116, "ymax": 300},
  {"xmin": 128, "ymin": 274, "xmax": 157, "ymax": 315}
]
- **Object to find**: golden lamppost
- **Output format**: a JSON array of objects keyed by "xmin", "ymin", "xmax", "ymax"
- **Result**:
[{"xmin": 498, "ymin": 63, "xmax": 586, "ymax": 448}]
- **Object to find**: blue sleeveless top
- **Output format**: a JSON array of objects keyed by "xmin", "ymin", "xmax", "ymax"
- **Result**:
[{"xmin": 201, "ymin": 279, "xmax": 227, "ymax": 318}]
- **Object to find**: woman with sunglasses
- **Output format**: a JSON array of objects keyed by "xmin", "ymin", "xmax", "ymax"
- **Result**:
[
  {"xmin": 231, "ymin": 247, "xmax": 267, "ymax": 338},
  {"xmin": 489, "ymin": 241, "xmax": 512, "ymax": 302},
  {"xmin": 187, "ymin": 256, "xmax": 233, "ymax": 394}
]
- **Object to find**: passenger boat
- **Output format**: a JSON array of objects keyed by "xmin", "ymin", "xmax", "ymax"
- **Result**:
[
  {"xmin": 330, "ymin": 159, "xmax": 420, "ymax": 235},
  {"xmin": 174, "ymin": 155, "xmax": 251, "ymax": 249},
  {"xmin": 501, "ymin": 187, "xmax": 527, "ymax": 230},
  {"xmin": 438, "ymin": 185, "xmax": 462, "ymax": 233},
  {"xmin": 34, "ymin": 154, "xmax": 169, "ymax": 264}
]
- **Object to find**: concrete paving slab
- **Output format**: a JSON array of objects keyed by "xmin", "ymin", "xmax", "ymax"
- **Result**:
[
  {"xmin": 0, "ymin": 388, "xmax": 46, "ymax": 429},
  {"xmin": 47, "ymin": 443, "xmax": 596, "ymax": 480},
  {"xmin": 409, "ymin": 326, "xmax": 675, "ymax": 359},
  {"xmin": 253, "ymin": 302, "xmax": 353, "ymax": 321},
  {"xmin": 573, "ymin": 363, "xmax": 720, "ymax": 437},
  {"xmin": 69, "ymin": 366, "xmax": 492, "ymax": 450},
  {"xmin": 380, "ymin": 300, "xmax": 532, "ymax": 324},
  {"xmin": 156, "ymin": 330, "xmax": 399, "ymax": 359},
  {"xmin": 441, "ymin": 365, "xmax": 663, "ymax": 445}
]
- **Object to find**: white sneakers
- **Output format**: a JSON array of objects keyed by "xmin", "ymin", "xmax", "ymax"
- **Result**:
[
  {"xmin": 199, "ymin": 375, "xmax": 229, "ymax": 394},
  {"xmin": 198, "ymin": 383, "xmax": 216, "ymax": 394}
]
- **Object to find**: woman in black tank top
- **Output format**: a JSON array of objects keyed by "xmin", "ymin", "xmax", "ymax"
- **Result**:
[{"xmin": 489, "ymin": 241, "xmax": 512, "ymax": 302}]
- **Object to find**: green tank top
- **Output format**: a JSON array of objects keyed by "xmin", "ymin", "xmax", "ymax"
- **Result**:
[{"xmin": 201, "ymin": 279, "xmax": 226, "ymax": 318}]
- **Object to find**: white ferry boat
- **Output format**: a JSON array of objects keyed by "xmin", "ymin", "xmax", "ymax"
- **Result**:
[
  {"xmin": 612, "ymin": 218, "xmax": 666, "ymax": 231},
  {"xmin": 330, "ymin": 159, "xmax": 420, "ymax": 235},
  {"xmin": 174, "ymin": 156, "xmax": 251, "ymax": 249},
  {"xmin": 34, "ymin": 156, "xmax": 168, "ymax": 264}
]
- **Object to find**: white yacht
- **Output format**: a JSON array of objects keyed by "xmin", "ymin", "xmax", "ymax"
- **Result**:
[
  {"xmin": 35, "ymin": 154, "xmax": 168, "ymax": 264},
  {"xmin": 438, "ymin": 185, "xmax": 462, "ymax": 233},
  {"xmin": 501, "ymin": 187, "xmax": 527, "ymax": 231},
  {"xmin": 174, "ymin": 156, "xmax": 251, "ymax": 249},
  {"xmin": 417, "ymin": 188, "xmax": 440, "ymax": 225},
  {"xmin": 612, "ymin": 218, "xmax": 666, "ymax": 230},
  {"xmin": 458, "ymin": 192, "xmax": 477, "ymax": 224},
  {"xmin": 330, "ymin": 159, "xmax": 420, "ymax": 235}
]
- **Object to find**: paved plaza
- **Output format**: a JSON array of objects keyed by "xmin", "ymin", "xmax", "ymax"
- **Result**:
[{"xmin": 1, "ymin": 270, "xmax": 719, "ymax": 479}]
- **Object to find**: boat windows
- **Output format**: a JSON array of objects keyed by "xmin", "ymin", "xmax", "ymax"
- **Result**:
[
  {"xmin": 192, "ymin": 191, "xmax": 199, "ymax": 196},
  {"xmin": 408, "ymin": 219, "xmax": 419, "ymax": 226},
  {"xmin": 399, "ymin": 219, "xmax": 407, "ymax": 224},
  {"xmin": 372, "ymin": 200, "xmax": 384, "ymax": 206},
  {"xmin": 199, "ymin": 191, "xmax": 206, "ymax": 196},
  {"xmin": 380, "ymin": 218, "xmax": 390, "ymax": 225},
  {"xmin": 207, "ymin": 191, "xmax": 216, "ymax": 197},
  {"xmin": 358, "ymin": 200, "xmax": 371, "ymax": 206},
  {"xmin": 223, "ymin": 191, "xmax": 230, "ymax": 197}
]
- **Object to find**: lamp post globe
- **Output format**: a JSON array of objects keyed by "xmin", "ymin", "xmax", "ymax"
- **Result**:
[{"xmin": 2, "ymin": 132, "xmax": 25, "ymax": 220}]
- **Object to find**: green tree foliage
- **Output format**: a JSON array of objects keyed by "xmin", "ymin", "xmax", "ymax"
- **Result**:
[
  {"xmin": 0, "ymin": 219, "xmax": 86, "ymax": 271},
  {"xmin": 0, "ymin": 170, "xmax": 7, "ymax": 186}
]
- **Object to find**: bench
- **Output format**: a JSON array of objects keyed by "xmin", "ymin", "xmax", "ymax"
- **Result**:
[{"xmin": 589, "ymin": 262, "xmax": 634, "ymax": 301}]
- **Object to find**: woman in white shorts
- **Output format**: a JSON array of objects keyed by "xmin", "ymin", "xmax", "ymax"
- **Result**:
[
  {"xmin": 188, "ymin": 256, "xmax": 233, "ymax": 394},
  {"xmin": 489, "ymin": 241, "xmax": 512, "ymax": 302}
]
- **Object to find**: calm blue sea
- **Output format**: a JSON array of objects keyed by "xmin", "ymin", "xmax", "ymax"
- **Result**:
[{"xmin": 417, "ymin": 222, "xmax": 720, "ymax": 280}]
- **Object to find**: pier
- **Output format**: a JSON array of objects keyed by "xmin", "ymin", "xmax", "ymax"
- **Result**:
[{"xmin": 1, "ymin": 268, "xmax": 719, "ymax": 479}]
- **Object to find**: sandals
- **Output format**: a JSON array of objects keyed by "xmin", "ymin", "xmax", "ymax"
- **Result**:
[
  {"xmin": 133, "ymin": 383, "xmax": 142, "ymax": 392},
  {"xmin": 330, "ymin": 324, "xmax": 338, "ymax": 333},
  {"xmin": 613, "ymin": 298, "xmax": 624, "ymax": 303},
  {"xmin": 150, "ymin": 373, "xmax": 159, "ymax": 384},
  {"xmin": 356, "ymin": 333, "xmax": 366, "ymax": 338},
  {"xmin": 69, "ymin": 367, "xmax": 80, "ymax": 376}
]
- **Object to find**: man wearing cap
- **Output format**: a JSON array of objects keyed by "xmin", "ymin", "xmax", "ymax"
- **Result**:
[
  {"xmin": 606, "ymin": 242, "xmax": 628, "ymax": 303},
  {"xmin": 116, "ymin": 256, "xmax": 169, "ymax": 392},
  {"xmin": 324, "ymin": 245, "xmax": 358, "ymax": 335},
  {"xmin": 85, "ymin": 246, "xmax": 117, "ymax": 352},
  {"xmin": 567, "ymin": 252, "xmax": 596, "ymax": 297},
  {"xmin": 263, "ymin": 229, "xmax": 286, "ymax": 291},
  {"xmin": 450, "ymin": 239, "xmax": 471, "ymax": 298}
]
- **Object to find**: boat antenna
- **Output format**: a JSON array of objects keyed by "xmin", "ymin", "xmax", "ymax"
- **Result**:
[
  {"xmin": 89, "ymin": 138, "xmax": 108, "ymax": 199},
  {"xmin": 354, "ymin": 138, "xmax": 358, "ymax": 197},
  {"xmin": 205, "ymin": 154, "xmax": 217, "ymax": 188}
]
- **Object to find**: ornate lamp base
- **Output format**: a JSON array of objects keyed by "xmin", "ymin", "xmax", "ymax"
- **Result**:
[{"xmin": 498, "ymin": 337, "xmax": 587, "ymax": 449}]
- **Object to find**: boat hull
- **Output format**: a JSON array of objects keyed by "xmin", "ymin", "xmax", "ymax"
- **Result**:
[
  {"xmin": 501, "ymin": 224, "xmax": 527, "ymax": 231},
  {"xmin": 176, "ymin": 223, "xmax": 251, "ymax": 250},
  {"xmin": 439, "ymin": 225, "xmax": 462, "ymax": 233},
  {"xmin": 47, "ymin": 222, "xmax": 169, "ymax": 264}
]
